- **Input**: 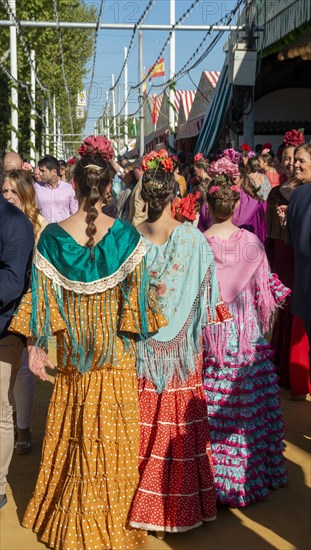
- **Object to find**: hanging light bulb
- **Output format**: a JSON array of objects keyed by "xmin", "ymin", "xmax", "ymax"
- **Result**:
[{"xmin": 278, "ymin": 52, "xmax": 285, "ymax": 61}]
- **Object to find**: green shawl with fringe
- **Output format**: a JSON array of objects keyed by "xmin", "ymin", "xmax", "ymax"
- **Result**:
[{"xmin": 30, "ymin": 219, "xmax": 150, "ymax": 373}]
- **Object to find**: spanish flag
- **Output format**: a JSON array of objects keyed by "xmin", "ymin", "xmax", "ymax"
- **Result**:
[{"xmin": 148, "ymin": 57, "xmax": 165, "ymax": 81}]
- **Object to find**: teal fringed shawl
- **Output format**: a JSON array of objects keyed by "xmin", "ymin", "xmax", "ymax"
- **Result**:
[
  {"xmin": 30, "ymin": 219, "xmax": 149, "ymax": 373},
  {"xmin": 136, "ymin": 223, "xmax": 219, "ymax": 393}
]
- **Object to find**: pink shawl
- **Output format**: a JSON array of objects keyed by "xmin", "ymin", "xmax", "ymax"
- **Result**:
[{"xmin": 205, "ymin": 228, "xmax": 266, "ymax": 303}]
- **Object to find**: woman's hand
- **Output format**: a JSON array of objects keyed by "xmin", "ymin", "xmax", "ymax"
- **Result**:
[
  {"xmin": 28, "ymin": 343, "xmax": 55, "ymax": 382},
  {"xmin": 276, "ymin": 204, "xmax": 288, "ymax": 226}
]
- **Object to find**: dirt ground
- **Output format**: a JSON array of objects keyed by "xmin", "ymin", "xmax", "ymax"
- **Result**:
[{"xmin": 1, "ymin": 371, "xmax": 310, "ymax": 550}]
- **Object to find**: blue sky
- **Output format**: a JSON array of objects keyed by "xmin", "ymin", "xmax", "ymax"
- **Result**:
[{"xmin": 83, "ymin": 0, "xmax": 240, "ymax": 136}]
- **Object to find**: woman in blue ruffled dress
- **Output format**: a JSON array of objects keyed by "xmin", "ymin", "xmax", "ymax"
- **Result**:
[{"xmin": 202, "ymin": 175, "xmax": 290, "ymax": 507}]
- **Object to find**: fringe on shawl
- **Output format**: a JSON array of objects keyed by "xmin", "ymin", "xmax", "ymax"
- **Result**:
[
  {"xmin": 136, "ymin": 267, "xmax": 218, "ymax": 393},
  {"xmin": 204, "ymin": 257, "xmax": 291, "ymax": 367},
  {"xmin": 29, "ymin": 257, "xmax": 151, "ymax": 374}
]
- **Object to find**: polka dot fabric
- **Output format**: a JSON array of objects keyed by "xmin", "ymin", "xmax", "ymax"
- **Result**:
[
  {"xmin": 10, "ymin": 264, "xmax": 166, "ymax": 550},
  {"xmin": 128, "ymin": 351, "xmax": 217, "ymax": 532}
]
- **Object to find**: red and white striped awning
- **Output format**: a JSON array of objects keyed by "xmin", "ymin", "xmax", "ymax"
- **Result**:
[
  {"xmin": 175, "ymin": 90, "xmax": 196, "ymax": 120},
  {"xmin": 203, "ymin": 70, "xmax": 220, "ymax": 89}
]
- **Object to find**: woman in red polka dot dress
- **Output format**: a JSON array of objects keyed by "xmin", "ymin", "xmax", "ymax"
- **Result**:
[{"xmin": 128, "ymin": 151, "xmax": 231, "ymax": 538}]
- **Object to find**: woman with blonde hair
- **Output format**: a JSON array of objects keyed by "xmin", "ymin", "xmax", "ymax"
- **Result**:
[
  {"xmin": 2, "ymin": 169, "xmax": 47, "ymax": 241},
  {"xmin": 1, "ymin": 170, "xmax": 48, "ymax": 454}
]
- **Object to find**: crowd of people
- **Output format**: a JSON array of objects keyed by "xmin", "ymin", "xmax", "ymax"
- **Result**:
[{"xmin": 0, "ymin": 129, "xmax": 310, "ymax": 550}]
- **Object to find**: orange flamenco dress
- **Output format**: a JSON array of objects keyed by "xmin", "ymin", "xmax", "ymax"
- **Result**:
[{"xmin": 10, "ymin": 220, "xmax": 167, "ymax": 550}]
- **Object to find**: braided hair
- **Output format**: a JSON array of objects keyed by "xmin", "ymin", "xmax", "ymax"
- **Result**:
[
  {"xmin": 74, "ymin": 153, "xmax": 113, "ymax": 259},
  {"xmin": 141, "ymin": 167, "xmax": 177, "ymax": 222}
]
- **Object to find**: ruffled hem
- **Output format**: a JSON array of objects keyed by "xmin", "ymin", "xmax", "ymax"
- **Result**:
[
  {"xmin": 128, "ymin": 518, "xmax": 216, "ymax": 532},
  {"xmin": 22, "ymin": 499, "xmax": 147, "ymax": 550},
  {"xmin": 202, "ymin": 351, "xmax": 287, "ymax": 507},
  {"xmin": 129, "ymin": 488, "xmax": 217, "ymax": 531}
]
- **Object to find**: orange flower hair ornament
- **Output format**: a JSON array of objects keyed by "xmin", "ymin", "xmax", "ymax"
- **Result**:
[{"xmin": 141, "ymin": 149, "xmax": 174, "ymax": 172}]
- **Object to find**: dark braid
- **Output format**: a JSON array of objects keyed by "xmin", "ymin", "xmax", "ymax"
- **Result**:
[
  {"xmin": 141, "ymin": 168, "xmax": 177, "ymax": 222},
  {"xmin": 74, "ymin": 153, "xmax": 112, "ymax": 260}
]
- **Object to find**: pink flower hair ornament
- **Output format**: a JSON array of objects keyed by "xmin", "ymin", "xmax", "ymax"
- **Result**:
[
  {"xmin": 230, "ymin": 185, "xmax": 240, "ymax": 193},
  {"xmin": 78, "ymin": 135, "xmax": 114, "ymax": 161},
  {"xmin": 222, "ymin": 148, "xmax": 243, "ymax": 165},
  {"xmin": 22, "ymin": 162, "xmax": 33, "ymax": 171},
  {"xmin": 194, "ymin": 152, "xmax": 205, "ymax": 163},
  {"xmin": 208, "ymin": 157, "xmax": 240, "ymax": 179},
  {"xmin": 208, "ymin": 186, "xmax": 220, "ymax": 195}
]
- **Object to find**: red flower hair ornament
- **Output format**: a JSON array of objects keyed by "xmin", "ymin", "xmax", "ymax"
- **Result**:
[
  {"xmin": 261, "ymin": 143, "xmax": 273, "ymax": 154},
  {"xmin": 178, "ymin": 191, "xmax": 201, "ymax": 221},
  {"xmin": 241, "ymin": 143, "xmax": 251, "ymax": 152},
  {"xmin": 68, "ymin": 156, "xmax": 78, "ymax": 165},
  {"xmin": 78, "ymin": 135, "xmax": 114, "ymax": 161},
  {"xmin": 283, "ymin": 129, "xmax": 305, "ymax": 148},
  {"xmin": 194, "ymin": 152, "xmax": 205, "ymax": 162},
  {"xmin": 141, "ymin": 149, "xmax": 173, "ymax": 172}
]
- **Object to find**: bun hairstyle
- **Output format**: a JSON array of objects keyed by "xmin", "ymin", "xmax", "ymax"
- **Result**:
[
  {"xmin": 141, "ymin": 168, "xmax": 177, "ymax": 222},
  {"xmin": 247, "ymin": 156, "xmax": 260, "ymax": 173},
  {"xmin": 258, "ymin": 153, "xmax": 274, "ymax": 166},
  {"xmin": 194, "ymin": 159, "xmax": 209, "ymax": 173},
  {"xmin": 205, "ymin": 175, "xmax": 240, "ymax": 220},
  {"xmin": 75, "ymin": 143, "xmax": 113, "ymax": 259}
]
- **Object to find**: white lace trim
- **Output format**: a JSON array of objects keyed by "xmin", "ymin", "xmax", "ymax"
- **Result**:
[
  {"xmin": 33, "ymin": 239, "xmax": 146, "ymax": 294},
  {"xmin": 128, "ymin": 520, "xmax": 205, "ymax": 533}
]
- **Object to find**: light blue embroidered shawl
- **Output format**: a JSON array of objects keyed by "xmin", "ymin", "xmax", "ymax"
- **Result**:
[{"xmin": 136, "ymin": 223, "xmax": 219, "ymax": 392}]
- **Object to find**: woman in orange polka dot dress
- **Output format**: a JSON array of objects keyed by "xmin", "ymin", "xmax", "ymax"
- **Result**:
[
  {"xmin": 9, "ymin": 137, "xmax": 166, "ymax": 550},
  {"xmin": 127, "ymin": 152, "xmax": 231, "ymax": 537}
]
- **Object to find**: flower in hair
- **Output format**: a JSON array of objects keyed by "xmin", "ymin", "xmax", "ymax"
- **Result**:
[
  {"xmin": 22, "ymin": 162, "xmax": 32, "ymax": 171},
  {"xmin": 157, "ymin": 149, "xmax": 169, "ymax": 159},
  {"xmin": 247, "ymin": 150, "xmax": 256, "ymax": 159},
  {"xmin": 283, "ymin": 129, "xmax": 304, "ymax": 148},
  {"xmin": 162, "ymin": 157, "xmax": 174, "ymax": 172},
  {"xmin": 141, "ymin": 149, "xmax": 173, "ymax": 172},
  {"xmin": 261, "ymin": 143, "xmax": 272, "ymax": 154},
  {"xmin": 178, "ymin": 192, "xmax": 201, "ymax": 221},
  {"xmin": 78, "ymin": 135, "xmax": 114, "ymax": 161},
  {"xmin": 68, "ymin": 156, "xmax": 78, "ymax": 165},
  {"xmin": 241, "ymin": 144, "xmax": 256, "ymax": 159},
  {"xmin": 222, "ymin": 148, "xmax": 243, "ymax": 165},
  {"xmin": 230, "ymin": 185, "xmax": 240, "ymax": 193},
  {"xmin": 208, "ymin": 186, "xmax": 220, "ymax": 195},
  {"xmin": 194, "ymin": 152, "xmax": 204, "ymax": 162},
  {"xmin": 208, "ymin": 157, "xmax": 240, "ymax": 179},
  {"xmin": 241, "ymin": 143, "xmax": 251, "ymax": 152}
]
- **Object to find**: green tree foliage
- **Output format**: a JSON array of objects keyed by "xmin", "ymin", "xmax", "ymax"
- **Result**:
[{"xmin": 0, "ymin": 0, "xmax": 96, "ymax": 157}]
